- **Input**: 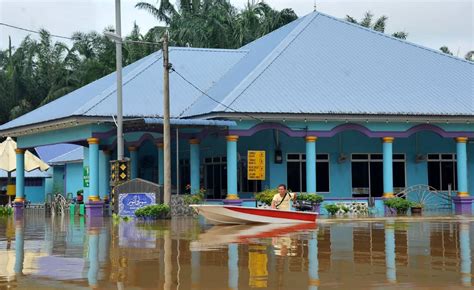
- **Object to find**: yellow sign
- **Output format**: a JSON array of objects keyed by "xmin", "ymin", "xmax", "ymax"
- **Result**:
[{"xmin": 248, "ymin": 150, "xmax": 266, "ymax": 180}]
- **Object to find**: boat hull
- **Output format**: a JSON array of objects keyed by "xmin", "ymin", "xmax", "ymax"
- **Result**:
[{"xmin": 190, "ymin": 205, "xmax": 318, "ymax": 225}]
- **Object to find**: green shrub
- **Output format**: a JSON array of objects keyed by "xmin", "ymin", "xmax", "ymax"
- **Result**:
[
  {"xmin": 410, "ymin": 201, "xmax": 424, "ymax": 208},
  {"xmin": 135, "ymin": 204, "xmax": 171, "ymax": 219},
  {"xmin": 324, "ymin": 204, "xmax": 340, "ymax": 216},
  {"xmin": 183, "ymin": 190, "xmax": 205, "ymax": 205},
  {"xmin": 255, "ymin": 188, "xmax": 279, "ymax": 205},
  {"xmin": 296, "ymin": 193, "xmax": 324, "ymax": 204},
  {"xmin": 384, "ymin": 197, "xmax": 412, "ymax": 214},
  {"xmin": 0, "ymin": 206, "xmax": 13, "ymax": 217}
]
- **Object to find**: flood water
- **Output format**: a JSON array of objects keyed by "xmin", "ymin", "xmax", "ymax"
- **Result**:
[{"xmin": 0, "ymin": 215, "xmax": 473, "ymax": 289}]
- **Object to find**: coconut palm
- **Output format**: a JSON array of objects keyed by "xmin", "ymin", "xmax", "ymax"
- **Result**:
[{"xmin": 346, "ymin": 11, "xmax": 408, "ymax": 39}]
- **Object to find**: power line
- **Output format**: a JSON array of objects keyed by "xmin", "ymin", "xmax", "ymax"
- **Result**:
[
  {"xmin": 0, "ymin": 22, "xmax": 73, "ymax": 40},
  {"xmin": 171, "ymin": 67, "xmax": 263, "ymax": 122},
  {"xmin": 0, "ymin": 22, "xmax": 162, "ymax": 45}
]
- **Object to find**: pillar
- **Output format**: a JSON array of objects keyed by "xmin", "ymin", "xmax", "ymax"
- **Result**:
[
  {"xmin": 189, "ymin": 139, "xmax": 200, "ymax": 194},
  {"xmin": 129, "ymin": 146, "xmax": 138, "ymax": 179},
  {"xmin": 101, "ymin": 149, "xmax": 111, "ymax": 201},
  {"xmin": 86, "ymin": 138, "xmax": 104, "ymax": 217},
  {"xmin": 226, "ymin": 135, "xmax": 239, "ymax": 201},
  {"xmin": 191, "ymin": 252, "xmax": 200, "ymax": 290},
  {"xmin": 382, "ymin": 137, "xmax": 394, "ymax": 198},
  {"xmin": 308, "ymin": 231, "xmax": 319, "ymax": 290},
  {"xmin": 13, "ymin": 148, "xmax": 25, "ymax": 216},
  {"xmin": 306, "ymin": 136, "xmax": 317, "ymax": 194},
  {"xmin": 228, "ymin": 244, "xmax": 239, "ymax": 290},
  {"xmin": 14, "ymin": 219, "xmax": 24, "ymax": 276},
  {"xmin": 453, "ymin": 137, "xmax": 473, "ymax": 214},
  {"xmin": 87, "ymin": 228, "xmax": 100, "ymax": 288},
  {"xmin": 385, "ymin": 220, "xmax": 396, "ymax": 283},
  {"xmin": 157, "ymin": 143, "xmax": 164, "ymax": 185},
  {"xmin": 459, "ymin": 221, "xmax": 471, "ymax": 287}
]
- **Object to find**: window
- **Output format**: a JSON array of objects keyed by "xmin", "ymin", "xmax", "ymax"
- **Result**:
[
  {"xmin": 286, "ymin": 153, "xmax": 330, "ymax": 193},
  {"xmin": 427, "ymin": 154, "xmax": 457, "ymax": 191},
  {"xmin": 179, "ymin": 159, "xmax": 190, "ymax": 194},
  {"xmin": 239, "ymin": 160, "xmax": 262, "ymax": 193},
  {"xmin": 351, "ymin": 154, "xmax": 406, "ymax": 197},
  {"xmin": 204, "ymin": 157, "xmax": 227, "ymax": 199}
]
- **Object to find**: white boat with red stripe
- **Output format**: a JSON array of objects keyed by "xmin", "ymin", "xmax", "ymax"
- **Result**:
[{"xmin": 190, "ymin": 205, "xmax": 318, "ymax": 224}]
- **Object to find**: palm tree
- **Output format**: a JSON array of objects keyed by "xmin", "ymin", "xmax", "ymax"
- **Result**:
[
  {"xmin": 464, "ymin": 51, "xmax": 473, "ymax": 61},
  {"xmin": 346, "ymin": 11, "xmax": 408, "ymax": 39}
]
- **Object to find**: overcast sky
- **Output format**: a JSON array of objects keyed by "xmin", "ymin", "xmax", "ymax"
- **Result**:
[{"xmin": 0, "ymin": 0, "xmax": 472, "ymax": 57}]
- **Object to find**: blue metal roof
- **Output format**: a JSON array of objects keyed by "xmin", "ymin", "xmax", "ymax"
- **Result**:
[
  {"xmin": 0, "ymin": 11, "xmax": 472, "ymax": 135},
  {"xmin": 188, "ymin": 12, "xmax": 473, "ymax": 116},
  {"xmin": 48, "ymin": 147, "xmax": 84, "ymax": 164},
  {"xmin": 35, "ymin": 144, "xmax": 81, "ymax": 162}
]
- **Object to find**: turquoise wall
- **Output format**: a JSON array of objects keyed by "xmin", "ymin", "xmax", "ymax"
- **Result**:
[
  {"xmin": 65, "ymin": 162, "xmax": 83, "ymax": 196},
  {"xmin": 52, "ymin": 165, "xmax": 65, "ymax": 194},
  {"xmin": 170, "ymin": 129, "xmax": 467, "ymax": 198},
  {"xmin": 25, "ymin": 180, "xmax": 47, "ymax": 203}
]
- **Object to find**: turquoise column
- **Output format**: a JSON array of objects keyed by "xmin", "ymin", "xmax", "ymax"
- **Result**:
[
  {"xmin": 157, "ymin": 143, "xmax": 164, "ymax": 185},
  {"xmin": 14, "ymin": 220, "xmax": 24, "ymax": 275},
  {"xmin": 226, "ymin": 135, "xmax": 239, "ymax": 199},
  {"xmin": 100, "ymin": 150, "xmax": 111, "ymax": 201},
  {"xmin": 191, "ymin": 251, "xmax": 200, "ymax": 289},
  {"xmin": 228, "ymin": 244, "xmax": 239, "ymax": 290},
  {"xmin": 129, "ymin": 146, "xmax": 138, "ymax": 179},
  {"xmin": 305, "ymin": 136, "xmax": 317, "ymax": 194},
  {"xmin": 385, "ymin": 220, "xmax": 396, "ymax": 283},
  {"xmin": 189, "ymin": 139, "xmax": 200, "ymax": 194},
  {"xmin": 459, "ymin": 222, "xmax": 471, "ymax": 286},
  {"xmin": 14, "ymin": 149, "xmax": 25, "ymax": 202},
  {"xmin": 87, "ymin": 230, "xmax": 100, "ymax": 287},
  {"xmin": 87, "ymin": 138, "xmax": 100, "ymax": 201},
  {"xmin": 308, "ymin": 231, "xmax": 319, "ymax": 290},
  {"xmin": 382, "ymin": 137, "xmax": 394, "ymax": 198},
  {"xmin": 456, "ymin": 137, "xmax": 469, "ymax": 197}
]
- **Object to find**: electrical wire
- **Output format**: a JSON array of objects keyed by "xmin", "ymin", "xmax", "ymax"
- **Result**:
[
  {"xmin": 0, "ymin": 22, "xmax": 162, "ymax": 45},
  {"xmin": 171, "ymin": 67, "xmax": 263, "ymax": 122}
]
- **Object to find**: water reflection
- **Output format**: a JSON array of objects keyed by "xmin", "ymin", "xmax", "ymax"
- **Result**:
[{"xmin": 0, "ymin": 216, "xmax": 472, "ymax": 289}]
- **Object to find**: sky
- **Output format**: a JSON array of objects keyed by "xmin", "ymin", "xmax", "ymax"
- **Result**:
[{"xmin": 0, "ymin": 0, "xmax": 472, "ymax": 57}]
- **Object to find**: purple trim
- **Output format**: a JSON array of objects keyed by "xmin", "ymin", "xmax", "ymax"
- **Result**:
[
  {"xmin": 452, "ymin": 196, "xmax": 473, "ymax": 215},
  {"xmin": 228, "ymin": 122, "xmax": 474, "ymax": 138},
  {"xmin": 86, "ymin": 201, "xmax": 105, "ymax": 217}
]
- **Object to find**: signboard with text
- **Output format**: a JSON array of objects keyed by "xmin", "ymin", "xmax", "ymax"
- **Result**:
[
  {"xmin": 247, "ymin": 150, "xmax": 266, "ymax": 180},
  {"xmin": 83, "ymin": 166, "xmax": 89, "ymax": 187},
  {"xmin": 118, "ymin": 193, "xmax": 156, "ymax": 216}
]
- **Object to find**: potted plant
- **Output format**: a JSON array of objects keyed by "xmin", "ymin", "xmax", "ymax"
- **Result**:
[
  {"xmin": 384, "ymin": 197, "xmax": 412, "ymax": 215},
  {"xmin": 295, "ymin": 193, "xmax": 324, "ymax": 212},
  {"xmin": 183, "ymin": 189, "xmax": 206, "ymax": 205},
  {"xmin": 255, "ymin": 188, "xmax": 278, "ymax": 208},
  {"xmin": 410, "ymin": 202, "xmax": 424, "ymax": 215},
  {"xmin": 324, "ymin": 204, "xmax": 340, "ymax": 216}
]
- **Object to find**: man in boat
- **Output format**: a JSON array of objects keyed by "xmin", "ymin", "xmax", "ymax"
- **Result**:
[{"xmin": 271, "ymin": 184, "xmax": 296, "ymax": 211}]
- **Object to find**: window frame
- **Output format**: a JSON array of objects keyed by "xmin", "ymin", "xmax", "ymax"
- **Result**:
[{"xmin": 286, "ymin": 153, "xmax": 330, "ymax": 193}]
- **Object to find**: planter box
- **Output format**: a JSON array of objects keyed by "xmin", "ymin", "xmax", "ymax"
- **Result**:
[{"xmin": 410, "ymin": 207, "xmax": 423, "ymax": 215}]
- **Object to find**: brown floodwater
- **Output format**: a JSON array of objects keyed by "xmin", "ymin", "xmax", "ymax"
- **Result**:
[{"xmin": 0, "ymin": 214, "xmax": 472, "ymax": 289}]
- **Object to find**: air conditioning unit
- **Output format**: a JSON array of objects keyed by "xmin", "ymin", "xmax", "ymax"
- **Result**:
[
  {"xmin": 337, "ymin": 153, "xmax": 347, "ymax": 163},
  {"xmin": 415, "ymin": 154, "xmax": 426, "ymax": 163}
]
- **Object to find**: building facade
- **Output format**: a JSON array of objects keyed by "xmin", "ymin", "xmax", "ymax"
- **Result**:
[{"xmin": 0, "ymin": 11, "xmax": 472, "ymax": 213}]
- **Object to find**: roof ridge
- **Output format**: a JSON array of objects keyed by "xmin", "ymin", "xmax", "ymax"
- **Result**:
[
  {"xmin": 48, "ymin": 146, "xmax": 83, "ymax": 163},
  {"xmin": 76, "ymin": 51, "xmax": 163, "ymax": 115},
  {"xmin": 213, "ymin": 12, "xmax": 320, "ymax": 112},
  {"xmin": 316, "ymin": 11, "xmax": 473, "ymax": 65},
  {"xmin": 169, "ymin": 46, "xmax": 246, "ymax": 53}
]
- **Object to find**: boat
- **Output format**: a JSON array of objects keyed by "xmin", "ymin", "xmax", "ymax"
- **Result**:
[
  {"xmin": 190, "ymin": 223, "xmax": 317, "ymax": 251},
  {"xmin": 190, "ymin": 205, "xmax": 318, "ymax": 225}
]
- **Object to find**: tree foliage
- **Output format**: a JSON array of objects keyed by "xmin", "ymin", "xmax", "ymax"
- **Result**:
[
  {"xmin": 0, "ymin": 0, "xmax": 295, "ymax": 125},
  {"xmin": 346, "ymin": 11, "xmax": 408, "ymax": 39}
]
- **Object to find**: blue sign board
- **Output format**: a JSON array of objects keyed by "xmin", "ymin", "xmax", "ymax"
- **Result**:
[{"xmin": 118, "ymin": 193, "xmax": 156, "ymax": 216}]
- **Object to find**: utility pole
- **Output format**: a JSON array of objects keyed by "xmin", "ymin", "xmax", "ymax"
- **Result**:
[
  {"xmin": 162, "ymin": 32, "xmax": 171, "ymax": 205},
  {"xmin": 115, "ymin": 0, "xmax": 124, "ymax": 161}
]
